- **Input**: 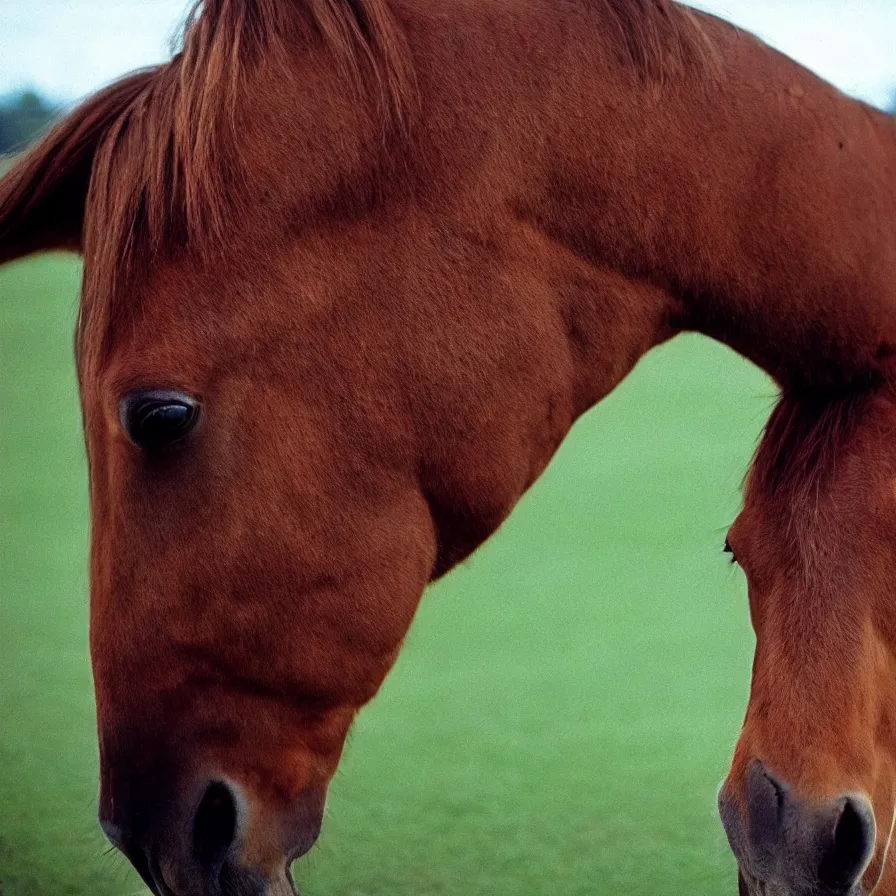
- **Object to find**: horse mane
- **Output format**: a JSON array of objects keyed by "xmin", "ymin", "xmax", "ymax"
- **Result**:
[
  {"xmin": 1, "ymin": 0, "xmax": 715, "ymax": 327},
  {"xmin": 74, "ymin": 0, "xmax": 709, "ymax": 305},
  {"xmin": 747, "ymin": 389, "xmax": 875, "ymax": 580},
  {"xmin": 79, "ymin": 0, "xmax": 414, "ymax": 311},
  {"xmin": 598, "ymin": 0, "xmax": 716, "ymax": 81},
  {"xmin": 751, "ymin": 392, "xmax": 870, "ymax": 499},
  {"xmin": 0, "ymin": 73, "xmax": 155, "ymax": 264}
]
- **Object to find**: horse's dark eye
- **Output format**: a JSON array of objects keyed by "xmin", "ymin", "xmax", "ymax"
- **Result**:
[
  {"xmin": 121, "ymin": 391, "xmax": 200, "ymax": 450},
  {"xmin": 724, "ymin": 539, "xmax": 737, "ymax": 563}
]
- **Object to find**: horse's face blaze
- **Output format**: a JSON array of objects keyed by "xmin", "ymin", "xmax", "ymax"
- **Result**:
[
  {"xmin": 721, "ymin": 394, "xmax": 896, "ymax": 893},
  {"xmin": 82, "ymin": 256, "xmax": 440, "ymax": 876}
]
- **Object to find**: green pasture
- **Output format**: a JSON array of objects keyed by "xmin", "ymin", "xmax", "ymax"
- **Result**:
[{"xmin": 0, "ymin": 254, "xmax": 776, "ymax": 895}]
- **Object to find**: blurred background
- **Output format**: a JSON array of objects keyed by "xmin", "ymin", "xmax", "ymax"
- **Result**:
[{"xmin": 0, "ymin": 3, "xmax": 894, "ymax": 896}]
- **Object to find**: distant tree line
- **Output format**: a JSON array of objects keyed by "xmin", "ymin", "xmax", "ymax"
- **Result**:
[{"xmin": 0, "ymin": 91, "xmax": 60, "ymax": 156}]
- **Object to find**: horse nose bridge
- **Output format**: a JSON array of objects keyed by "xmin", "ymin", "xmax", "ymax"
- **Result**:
[{"xmin": 722, "ymin": 760, "xmax": 877, "ymax": 895}]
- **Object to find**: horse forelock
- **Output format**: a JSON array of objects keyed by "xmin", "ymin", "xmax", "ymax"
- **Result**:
[
  {"xmin": 746, "ymin": 390, "xmax": 880, "ymax": 587},
  {"xmin": 74, "ymin": 0, "xmax": 716, "ymax": 367},
  {"xmin": 78, "ymin": 0, "xmax": 415, "ymax": 354},
  {"xmin": 597, "ymin": 0, "xmax": 718, "ymax": 82}
]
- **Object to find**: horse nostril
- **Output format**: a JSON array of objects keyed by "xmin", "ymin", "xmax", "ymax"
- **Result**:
[
  {"xmin": 818, "ymin": 796, "xmax": 876, "ymax": 891},
  {"xmin": 192, "ymin": 781, "xmax": 239, "ymax": 871}
]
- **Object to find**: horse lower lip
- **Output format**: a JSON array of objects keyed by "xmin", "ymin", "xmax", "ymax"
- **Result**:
[
  {"xmin": 149, "ymin": 855, "xmax": 181, "ymax": 896},
  {"xmin": 146, "ymin": 859, "xmax": 176, "ymax": 896},
  {"xmin": 148, "ymin": 867, "xmax": 298, "ymax": 896}
]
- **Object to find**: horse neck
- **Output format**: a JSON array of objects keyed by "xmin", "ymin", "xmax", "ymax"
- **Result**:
[
  {"xmin": 666, "ymin": 69, "xmax": 896, "ymax": 394},
  {"xmin": 509, "ymin": 8, "xmax": 896, "ymax": 398}
]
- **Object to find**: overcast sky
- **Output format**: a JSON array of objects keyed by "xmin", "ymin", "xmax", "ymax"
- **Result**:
[{"xmin": 0, "ymin": 0, "xmax": 894, "ymax": 109}]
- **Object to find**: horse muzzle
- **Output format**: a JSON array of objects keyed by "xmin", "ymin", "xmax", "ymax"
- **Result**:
[
  {"xmin": 719, "ymin": 761, "xmax": 876, "ymax": 896},
  {"xmin": 101, "ymin": 777, "xmax": 324, "ymax": 896}
]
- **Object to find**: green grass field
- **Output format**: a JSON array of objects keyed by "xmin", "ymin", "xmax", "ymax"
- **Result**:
[{"xmin": 0, "ymin": 255, "xmax": 776, "ymax": 896}]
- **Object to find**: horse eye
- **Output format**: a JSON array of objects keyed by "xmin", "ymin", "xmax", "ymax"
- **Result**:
[
  {"xmin": 724, "ymin": 539, "xmax": 737, "ymax": 563},
  {"xmin": 120, "ymin": 391, "xmax": 200, "ymax": 450}
]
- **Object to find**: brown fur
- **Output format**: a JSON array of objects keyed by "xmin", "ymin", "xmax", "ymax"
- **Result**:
[
  {"xmin": 748, "ymin": 390, "xmax": 875, "ymax": 582},
  {"xmin": 77, "ymin": 0, "xmax": 415, "ymax": 337},
  {"xmin": 1, "ymin": 0, "xmax": 896, "ymax": 893},
  {"xmin": 726, "ymin": 389, "xmax": 896, "ymax": 892}
]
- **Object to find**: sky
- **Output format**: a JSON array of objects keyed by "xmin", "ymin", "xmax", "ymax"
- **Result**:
[{"xmin": 0, "ymin": 0, "xmax": 894, "ymax": 109}]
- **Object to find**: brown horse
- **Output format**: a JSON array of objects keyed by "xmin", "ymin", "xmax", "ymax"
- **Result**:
[{"xmin": 1, "ymin": 0, "xmax": 894, "ymax": 894}]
